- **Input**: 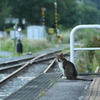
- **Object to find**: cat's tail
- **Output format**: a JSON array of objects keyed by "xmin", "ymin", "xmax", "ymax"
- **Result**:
[{"xmin": 75, "ymin": 78, "xmax": 93, "ymax": 81}]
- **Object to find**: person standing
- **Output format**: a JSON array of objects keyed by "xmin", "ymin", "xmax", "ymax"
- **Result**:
[{"xmin": 17, "ymin": 39, "xmax": 23, "ymax": 54}]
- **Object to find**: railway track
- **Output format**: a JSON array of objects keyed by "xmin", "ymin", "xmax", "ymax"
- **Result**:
[
  {"xmin": 0, "ymin": 48, "xmax": 68, "ymax": 71},
  {"xmin": 0, "ymin": 50, "xmax": 69, "ymax": 81},
  {"xmin": 0, "ymin": 49, "xmax": 69, "ymax": 99}
]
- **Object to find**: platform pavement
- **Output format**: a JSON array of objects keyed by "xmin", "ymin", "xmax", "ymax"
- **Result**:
[
  {"xmin": 38, "ymin": 76, "xmax": 92, "ymax": 100},
  {"xmin": 4, "ymin": 73, "xmax": 93, "ymax": 100}
]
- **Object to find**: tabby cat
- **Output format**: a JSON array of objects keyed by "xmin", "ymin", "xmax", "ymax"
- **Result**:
[{"xmin": 55, "ymin": 53, "xmax": 93, "ymax": 81}]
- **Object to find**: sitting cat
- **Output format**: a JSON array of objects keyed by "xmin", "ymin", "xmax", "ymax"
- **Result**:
[{"xmin": 55, "ymin": 53, "xmax": 93, "ymax": 81}]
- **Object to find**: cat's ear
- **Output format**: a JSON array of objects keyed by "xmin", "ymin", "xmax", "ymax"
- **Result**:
[{"xmin": 61, "ymin": 53, "xmax": 63, "ymax": 56}]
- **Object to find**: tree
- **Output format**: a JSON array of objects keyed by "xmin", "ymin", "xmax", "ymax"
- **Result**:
[
  {"xmin": 6, "ymin": 0, "xmax": 100, "ymax": 29},
  {"xmin": 58, "ymin": 0, "xmax": 78, "ymax": 28},
  {"xmin": 82, "ymin": 5, "xmax": 99, "ymax": 24},
  {"xmin": 0, "ymin": 0, "xmax": 10, "ymax": 30},
  {"xmin": 74, "ymin": 0, "xmax": 100, "ymax": 25},
  {"xmin": 84, "ymin": 0, "xmax": 96, "ymax": 7},
  {"xmin": 90, "ymin": 0, "xmax": 100, "ymax": 9},
  {"xmin": 8, "ymin": 0, "xmax": 55, "ymax": 27},
  {"xmin": 7, "ymin": 0, "xmax": 78, "ymax": 28}
]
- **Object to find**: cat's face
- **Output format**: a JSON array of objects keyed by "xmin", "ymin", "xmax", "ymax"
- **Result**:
[{"xmin": 55, "ymin": 53, "xmax": 64, "ymax": 63}]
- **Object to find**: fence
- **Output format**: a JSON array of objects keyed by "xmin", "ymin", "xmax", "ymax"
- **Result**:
[{"xmin": 70, "ymin": 25, "xmax": 100, "ymax": 64}]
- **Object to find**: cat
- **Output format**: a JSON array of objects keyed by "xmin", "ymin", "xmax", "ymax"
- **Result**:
[{"xmin": 55, "ymin": 53, "xmax": 93, "ymax": 81}]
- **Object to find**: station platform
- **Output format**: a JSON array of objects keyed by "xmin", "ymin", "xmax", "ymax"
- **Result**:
[
  {"xmin": 4, "ymin": 73, "xmax": 61, "ymax": 100},
  {"xmin": 4, "ymin": 73, "xmax": 97, "ymax": 100},
  {"xmin": 85, "ymin": 77, "xmax": 100, "ymax": 100},
  {"xmin": 38, "ymin": 75, "xmax": 93, "ymax": 100}
]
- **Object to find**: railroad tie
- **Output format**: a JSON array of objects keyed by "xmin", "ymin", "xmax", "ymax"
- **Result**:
[{"xmin": 85, "ymin": 77, "xmax": 100, "ymax": 100}]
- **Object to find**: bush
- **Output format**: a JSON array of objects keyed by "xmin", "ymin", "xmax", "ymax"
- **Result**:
[
  {"xmin": 0, "ymin": 37, "xmax": 51, "ymax": 54},
  {"xmin": 21, "ymin": 38, "xmax": 51, "ymax": 53},
  {"xmin": 0, "ymin": 38, "xmax": 14, "ymax": 51},
  {"xmin": 75, "ymin": 29, "xmax": 100, "ymax": 73}
]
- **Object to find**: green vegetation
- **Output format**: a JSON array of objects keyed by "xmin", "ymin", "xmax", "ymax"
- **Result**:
[
  {"xmin": 38, "ymin": 91, "xmax": 46, "ymax": 98},
  {"xmin": 0, "ymin": 0, "xmax": 11, "ymax": 30},
  {"xmin": 0, "ymin": 55, "xmax": 9, "ymax": 58},
  {"xmin": 74, "ymin": 29, "xmax": 100, "ymax": 73},
  {"xmin": 92, "ymin": 56, "xmax": 99, "ymax": 72},
  {"xmin": 0, "ymin": 0, "xmax": 100, "ymax": 30},
  {"xmin": 22, "ymin": 38, "xmax": 52, "ymax": 53},
  {"xmin": 0, "ymin": 38, "xmax": 52, "ymax": 55},
  {"xmin": 50, "ymin": 78, "xmax": 56, "ymax": 86},
  {"xmin": 0, "ymin": 38, "xmax": 14, "ymax": 51}
]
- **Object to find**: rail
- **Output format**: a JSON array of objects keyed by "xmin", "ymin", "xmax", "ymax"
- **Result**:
[{"xmin": 70, "ymin": 24, "xmax": 100, "ymax": 64}]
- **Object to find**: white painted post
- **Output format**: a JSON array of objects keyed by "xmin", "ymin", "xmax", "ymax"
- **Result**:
[{"xmin": 70, "ymin": 25, "xmax": 100, "ymax": 64}]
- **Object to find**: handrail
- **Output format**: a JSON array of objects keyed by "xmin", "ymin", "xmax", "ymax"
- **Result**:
[{"xmin": 70, "ymin": 25, "xmax": 100, "ymax": 64}]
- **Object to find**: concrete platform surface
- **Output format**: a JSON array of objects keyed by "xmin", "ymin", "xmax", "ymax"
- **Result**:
[
  {"xmin": 38, "ymin": 76, "xmax": 92, "ymax": 100},
  {"xmin": 4, "ymin": 73, "xmax": 93, "ymax": 100},
  {"xmin": 4, "ymin": 73, "xmax": 61, "ymax": 100}
]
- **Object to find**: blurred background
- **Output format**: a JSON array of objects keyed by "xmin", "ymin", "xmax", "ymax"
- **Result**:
[{"xmin": 0, "ymin": 0, "xmax": 100, "ymax": 71}]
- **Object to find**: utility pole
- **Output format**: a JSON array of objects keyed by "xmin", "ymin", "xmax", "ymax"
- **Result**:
[
  {"xmin": 13, "ymin": 23, "xmax": 18, "ymax": 53},
  {"xmin": 41, "ymin": 7, "xmax": 45, "ymax": 26},
  {"xmin": 54, "ymin": 0, "xmax": 58, "ymax": 34}
]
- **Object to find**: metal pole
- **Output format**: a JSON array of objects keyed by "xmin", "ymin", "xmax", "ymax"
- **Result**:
[
  {"xmin": 13, "ymin": 23, "xmax": 18, "ymax": 53},
  {"xmin": 70, "ymin": 24, "xmax": 100, "ymax": 64},
  {"xmin": 54, "ymin": 0, "xmax": 58, "ymax": 34},
  {"xmin": 14, "ymin": 30, "xmax": 17, "ymax": 53},
  {"xmin": 41, "ymin": 7, "xmax": 45, "ymax": 26}
]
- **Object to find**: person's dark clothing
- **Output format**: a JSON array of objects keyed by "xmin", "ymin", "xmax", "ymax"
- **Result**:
[{"xmin": 17, "ymin": 40, "xmax": 23, "ymax": 53}]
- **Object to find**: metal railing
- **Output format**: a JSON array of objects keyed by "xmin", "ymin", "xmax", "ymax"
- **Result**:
[{"xmin": 70, "ymin": 25, "xmax": 100, "ymax": 64}]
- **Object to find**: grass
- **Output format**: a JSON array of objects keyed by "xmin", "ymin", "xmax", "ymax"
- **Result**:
[
  {"xmin": 74, "ymin": 29, "xmax": 100, "ymax": 73},
  {"xmin": 0, "ymin": 28, "xmax": 84, "ymax": 56},
  {"xmin": 0, "ymin": 55, "xmax": 9, "ymax": 58},
  {"xmin": 38, "ymin": 91, "xmax": 46, "ymax": 98},
  {"xmin": 0, "ymin": 29, "xmax": 72, "ymax": 57},
  {"xmin": 0, "ymin": 37, "xmax": 52, "ymax": 56},
  {"xmin": 50, "ymin": 78, "xmax": 56, "ymax": 86},
  {"xmin": 22, "ymin": 37, "xmax": 52, "ymax": 53}
]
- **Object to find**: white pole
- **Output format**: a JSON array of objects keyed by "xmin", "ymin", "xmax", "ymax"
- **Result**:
[{"xmin": 70, "ymin": 25, "xmax": 100, "ymax": 64}]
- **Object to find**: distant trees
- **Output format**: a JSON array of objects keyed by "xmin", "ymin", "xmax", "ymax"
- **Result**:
[
  {"xmin": 8, "ymin": 0, "xmax": 56, "ymax": 27},
  {"xmin": 7, "ymin": 0, "xmax": 78, "ymax": 28},
  {"xmin": 81, "ymin": 5, "xmax": 99, "ymax": 24},
  {"xmin": 0, "ymin": 0, "xmax": 10, "ymax": 30},
  {"xmin": 77, "ymin": 2, "xmax": 100, "ymax": 24},
  {"xmin": 0, "ymin": 0, "xmax": 100, "ymax": 30},
  {"xmin": 58, "ymin": 0, "xmax": 78, "ymax": 28},
  {"xmin": 90, "ymin": 0, "xmax": 100, "ymax": 9}
]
